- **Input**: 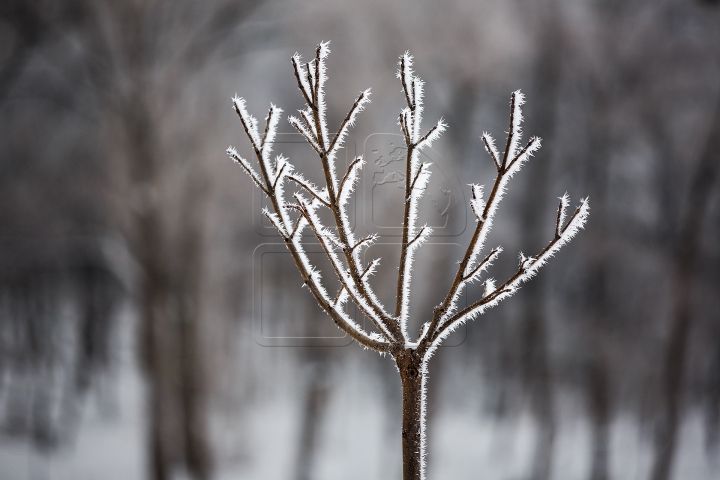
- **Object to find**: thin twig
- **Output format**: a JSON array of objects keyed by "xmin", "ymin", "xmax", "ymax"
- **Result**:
[
  {"xmin": 407, "ymin": 227, "xmax": 428, "ymax": 248},
  {"xmin": 228, "ymin": 151, "xmax": 269, "ymax": 195},
  {"xmin": 313, "ymin": 46, "xmax": 321, "ymax": 110},
  {"xmin": 300, "ymin": 109, "xmax": 317, "ymax": 136},
  {"xmin": 287, "ymin": 175, "xmax": 331, "ymax": 208},
  {"xmin": 272, "ymin": 162, "xmax": 288, "ymax": 191},
  {"xmin": 333, "ymin": 260, "xmax": 377, "ymax": 306},
  {"xmin": 234, "ymin": 103, "xmax": 261, "ymax": 154},
  {"xmin": 399, "ymin": 113, "xmax": 410, "ymax": 144},
  {"xmin": 261, "ymin": 106, "xmax": 275, "ymax": 149},
  {"xmin": 351, "ymin": 234, "xmax": 377, "ymax": 253},
  {"xmin": 328, "ymin": 91, "xmax": 367, "ymax": 154},
  {"xmin": 462, "ymin": 247, "xmax": 501, "ymax": 282},
  {"xmin": 288, "ymin": 117, "xmax": 323, "ymax": 156},
  {"xmin": 406, "ymin": 163, "xmax": 428, "ymax": 202},
  {"xmin": 483, "ymin": 135, "xmax": 501, "ymax": 171},
  {"xmin": 507, "ymin": 136, "xmax": 538, "ymax": 171},
  {"xmin": 555, "ymin": 199, "xmax": 564, "ymax": 238},
  {"xmin": 400, "ymin": 56, "xmax": 413, "ymax": 109},
  {"xmin": 290, "ymin": 213, "xmax": 304, "ymax": 239},
  {"xmin": 415, "ymin": 122, "xmax": 439, "ymax": 148},
  {"xmin": 338, "ymin": 157, "xmax": 363, "ymax": 199},
  {"xmin": 431, "ymin": 203, "xmax": 587, "ymax": 345},
  {"xmin": 500, "ymin": 92, "xmax": 518, "ymax": 169},
  {"xmin": 292, "ymin": 56, "xmax": 312, "ymax": 106}
]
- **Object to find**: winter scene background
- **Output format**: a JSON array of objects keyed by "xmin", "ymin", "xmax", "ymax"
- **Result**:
[{"xmin": 1, "ymin": 0, "xmax": 720, "ymax": 479}]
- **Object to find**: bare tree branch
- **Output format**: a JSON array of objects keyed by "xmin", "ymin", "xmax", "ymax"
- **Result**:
[
  {"xmin": 227, "ymin": 45, "xmax": 588, "ymax": 478},
  {"xmin": 482, "ymin": 133, "xmax": 502, "ymax": 171},
  {"xmin": 292, "ymin": 55, "xmax": 312, "ymax": 106},
  {"xmin": 287, "ymin": 174, "xmax": 330, "ymax": 208},
  {"xmin": 328, "ymin": 90, "xmax": 370, "ymax": 155},
  {"xmin": 428, "ymin": 198, "xmax": 588, "ymax": 348},
  {"xmin": 462, "ymin": 247, "xmax": 502, "ymax": 282},
  {"xmin": 338, "ymin": 157, "xmax": 364, "ymax": 200}
]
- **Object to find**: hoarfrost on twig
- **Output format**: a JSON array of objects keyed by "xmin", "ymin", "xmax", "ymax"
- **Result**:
[{"xmin": 226, "ymin": 42, "xmax": 589, "ymax": 480}]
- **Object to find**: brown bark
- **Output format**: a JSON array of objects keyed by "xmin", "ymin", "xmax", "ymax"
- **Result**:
[
  {"xmin": 397, "ymin": 349, "xmax": 424, "ymax": 480},
  {"xmin": 126, "ymin": 90, "xmax": 211, "ymax": 479},
  {"xmin": 178, "ymin": 175, "xmax": 211, "ymax": 480}
]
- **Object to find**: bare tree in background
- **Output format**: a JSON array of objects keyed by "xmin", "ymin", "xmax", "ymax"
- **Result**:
[
  {"xmin": 1, "ymin": 1, "xmax": 260, "ymax": 478},
  {"xmin": 651, "ymin": 76, "xmax": 720, "ymax": 480},
  {"xmin": 0, "ymin": 0, "xmax": 125, "ymax": 453},
  {"xmin": 227, "ymin": 43, "xmax": 588, "ymax": 480},
  {"xmin": 69, "ymin": 3, "xmax": 260, "ymax": 478},
  {"xmin": 516, "ymin": 1, "xmax": 569, "ymax": 478}
]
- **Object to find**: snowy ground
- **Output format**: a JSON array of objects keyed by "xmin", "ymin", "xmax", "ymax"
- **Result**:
[{"xmin": 1, "ymin": 314, "xmax": 719, "ymax": 480}]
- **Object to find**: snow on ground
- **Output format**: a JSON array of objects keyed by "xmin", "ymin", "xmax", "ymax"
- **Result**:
[{"xmin": 2, "ymin": 316, "xmax": 720, "ymax": 480}]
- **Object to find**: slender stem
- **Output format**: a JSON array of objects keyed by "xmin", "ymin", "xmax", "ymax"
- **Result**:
[
  {"xmin": 333, "ymin": 260, "xmax": 376, "ymax": 307},
  {"xmin": 292, "ymin": 56, "xmax": 312, "ymax": 106},
  {"xmin": 400, "ymin": 56, "xmax": 413, "ymax": 111},
  {"xmin": 261, "ymin": 106, "xmax": 274, "ymax": 149},
  {"xmin": 328, "ymin": 92, "xmax": 367, "ymax": 154},
  {"xmin": 272, "ymin": 162, "xmax": 287, "ymax": 190},
  {"xmin": 338, "ymin": 157, "xmax": 363, "ymax": 199},
  {"xmin": 407, "ymin": 163, "xmax": 427, "ymax": 200},
  {"xmin": 245, "ymin": 113, "xmax": 387, "ymax": 351},
  {"xmin": 555, "ymin": 199, "xmax": 564, "ymax": 238},
  {"xmin": 416, "ymin": 122, "xmax": 440, "ymax": 148},
  {"xmin": 298, "ymin": 59, "xmax": 401, "ymax": 341},
  {"xmin": 501, "ymin": 92, "xmax": 518, "ymax": 168},
  {"xmin": 507, "ymin": 137, "xmax": 538, "ymax": 171},
  {"xmin": 296, "ymin": 200, "xmax": 395, "ymax": 342},
  {"xmin": 394, "ymin": 143, "xmax": 415, "ymax": 322},
  {"xmin": 462, "ymin": 247, "xmax": 500, "ymax": 282},
  {"xmin": 429, "ymin": 204, "xmax": 585, "ymax": 345},
  {"xmin": 419, "ymin": 167, "xmax": 506, "ymax": 351},
  {"xmin": 483, "ymin": 135, "xmax": 501, "ymax": 171},
  {"xmin": 287, "ymin": 175, "xmax": 330, "ymax": 208},
  {"xmin": 350, "ymin": 234, "xmax": 376, "ymax": 253}
]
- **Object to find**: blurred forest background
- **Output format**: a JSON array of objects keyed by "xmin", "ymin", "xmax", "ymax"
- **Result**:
[{"xmin": 1, "ymin": 0, "xmax": 719, "ymax": 479}]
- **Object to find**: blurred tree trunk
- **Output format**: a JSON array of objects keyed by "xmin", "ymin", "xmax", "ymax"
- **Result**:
[
  {"xmin": 80, "ymin": 1, "xmax": 259, "ymax": 477},
  {"xmin": 124, "ymin": 86, "xmax": 212, "ymax": 480},
  {"xmin": 177, "ymin": 173, "xmax": 212, "ymax": 479},
  {"xmin": 579, "ymin": 4, "xmax": 641, "ymax": 478},
  {"xmin": 122, "ymin": 90, "xmax": 180, "ymax": 480},
  {"xmin": 584, "ymin": 129, "xmax": 612, "ymax": 480},
  {"xmin": 583, "ymin": 68, "xmax": 613, "ymax": 480},
  {"xmin": 650, "ymin": 91, "xmax": 720, "ymax": 480},
  {"xmin": 294, "ymin": 357, "xmax": 331, "ymax": 480},
  {"xmin": 520, "ymin": 2, "xmax": 565, "ymax": 477}
]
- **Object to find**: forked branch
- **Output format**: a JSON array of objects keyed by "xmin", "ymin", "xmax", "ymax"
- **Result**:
[{"xmin": 227, "ymin": 43, "xmax": 588, "ymax": 358}]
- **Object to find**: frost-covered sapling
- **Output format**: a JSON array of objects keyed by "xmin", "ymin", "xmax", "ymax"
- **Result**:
[{"xmin": 226, "ymin": 42, "xmax": 588, "ymax": 480}]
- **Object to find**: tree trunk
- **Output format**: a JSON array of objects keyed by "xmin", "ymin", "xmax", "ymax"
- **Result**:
[
  {"xmin": 589, "ymin": 359, "xmax": 610, "ymax": 480},
  {"xmin": 650, "ymin": 93, "xmax": 720, "ymax": 480},
  {"xmin": 294, "ymin": 359, "xmax": 331, "ymax": 480},
  {"xmin": 397, "ymin": 350, "xmax": 425, "ymax": 480}
]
